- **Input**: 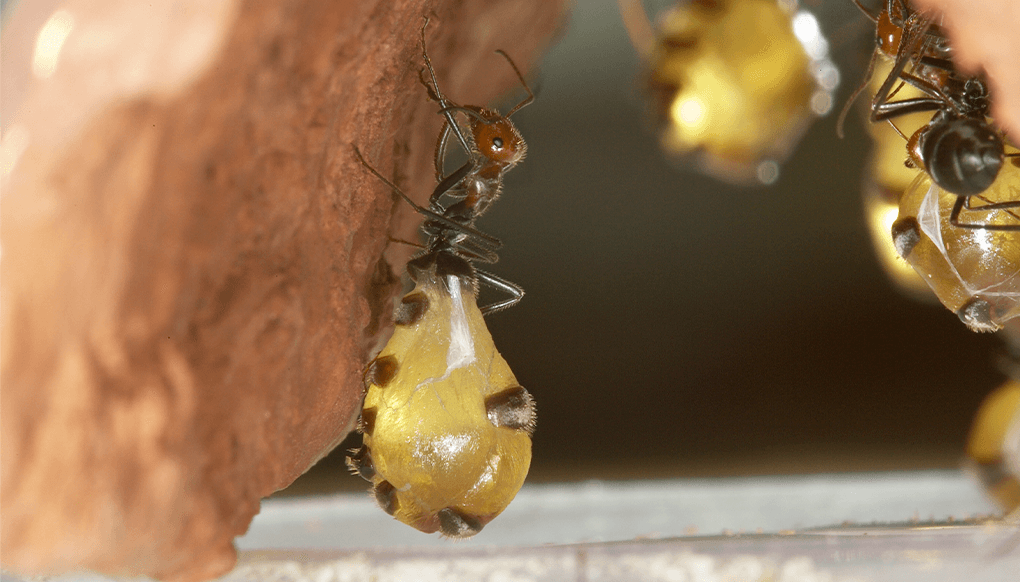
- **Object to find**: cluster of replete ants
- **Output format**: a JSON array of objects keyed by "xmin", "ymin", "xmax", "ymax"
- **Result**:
[
  {"xmin": 623, "ymin": 0, "xmax": 1019, "ymax": 518},
  {"xmin": 347, "ymin": 1, "xmax": 1020, "ymax": 536}
]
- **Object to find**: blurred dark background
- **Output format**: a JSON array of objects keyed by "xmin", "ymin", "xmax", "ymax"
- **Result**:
[{"xmin": 284, "ymin": 0, "xmax": 1008, "ymax": 495}]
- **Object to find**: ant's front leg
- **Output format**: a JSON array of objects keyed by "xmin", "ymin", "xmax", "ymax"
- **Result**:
[
  {"xmin": 872, "ymin": 97, "xmax": 943, "ymax": 122},
  {"xmin": 429, "ymin": 159, "xmax": 476, "ymax": 209},
  {"xmin": 419, "ymin": 23, "xmax": 475, "ymax": 163}
]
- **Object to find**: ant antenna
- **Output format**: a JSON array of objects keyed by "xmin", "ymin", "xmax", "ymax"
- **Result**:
[
  {"xmin": 851, "ymin": 0, "xmax": 880, "ymax": 22},
  {"xmin": 494, "ymin": 49, "xmax": 535, "ymax": 117},
  {"xmin": 837, "ymin": 49, "xmax": 879, "ymax": 138}
]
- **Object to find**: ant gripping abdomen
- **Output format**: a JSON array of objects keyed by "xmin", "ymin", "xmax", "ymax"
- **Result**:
[
  {"xmin": 881, "ymin": 77, "xmax": 1008, "ymax": 204},
  {"xmin": 845, "ymin": 0, "xmax": 1019, "ymax": 230},
  {"xmin": 846, "ymin": 1, "xmax": 1020, "ymax": 331}
]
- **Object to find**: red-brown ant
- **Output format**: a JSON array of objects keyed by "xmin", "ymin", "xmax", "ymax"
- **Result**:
[
  {"xmin": 417, "ymin": 17, "xmax": 533, "ymax": 230},
  {"xmin": 353, "ymin": 17, "xmax": 535, "ymax": 314}
]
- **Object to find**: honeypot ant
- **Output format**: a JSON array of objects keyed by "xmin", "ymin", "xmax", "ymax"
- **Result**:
[
  {"xmin": 346, "ymin": 146, "xmax": 537, "ymax": 536},
  {"xmin": 842, "ymin": 0, "xmax": 1020, "ymax": 231},
  {"xmin": 347, "ymin": 18, "xmax": 538, "ymax": 538}
]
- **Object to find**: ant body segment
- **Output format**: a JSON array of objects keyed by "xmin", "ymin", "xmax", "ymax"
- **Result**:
[{"xmin": 353, "ymin": 145, "xmax": 523, "ymax": 315}]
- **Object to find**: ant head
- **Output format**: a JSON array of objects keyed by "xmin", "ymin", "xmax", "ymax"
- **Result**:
[
  {"xmin": 876, "ymin": 7, "xmax": 903, "ymax": 58},
  {"xmin": 921, "ymin": 117, "xmax": 1004, "ymax": 196},
  {"xmin": 470, "ymin": 109, "xmax": 526, "ymax": 166}
]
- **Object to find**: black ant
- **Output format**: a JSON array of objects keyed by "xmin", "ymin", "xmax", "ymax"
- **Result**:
[
  {"xmin": 353, "ymin": 17, "xmax": 535, "ymax": 314},
  {"xmin": 842, "ymin": 0, "xmax": 1019, "ymax": 231}
]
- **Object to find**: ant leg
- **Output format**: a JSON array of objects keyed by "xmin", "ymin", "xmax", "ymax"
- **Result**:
[
  {"xmin": 965, "ymin": 196, "xmax": 1020, "ymax": 227},
  {"xmin": 872, "ymin": 96, "xmax": 943, "ymax": 121},
  {"xmin": 475, "ymin": 270, "xmax": 524, "ymax": 316},
  {"xmin": 949, "ymin": 194, "xmax": 967, "ymax": 226},
  {"xmin": 896, "ymin": 70, "xmax": 954, "ymax": 103},
  {"xmin": 417, "ymin": 67, "xmax": 460, "ymax": 182},
  {"xmin": 454, "ymin": 240, "xmax": 500, "ymax": 265},
  {"xmin": 417, "ymin": 67, "xmax": 442, "ymax": 102},
  {"xmin": 416, "ymin": 67, "xmax": 464, "ymax": 183},
  {"xmin": 964, "ymin": 195, "xmax": 1020, "ymax": 212},
  {"xmin": 870, "ymin": 13, "xmax": 936, "ymax": 123},
  {"xmin": 917, "ymin": 55, "xmax": 956, "ymax": 73},
  {"xmin": 434, "ymin": 121, "xmax": 452, "ymax": 181},
  {"xmin": 352, "ymin": 145, "xmax": 502, "ymax": 249},
  {"xmin": 388, "ymin": 236, "xmax": 425, "ymax": 249},
  {"xmin": 429, "ymin": 159, "xmax": 475, "ymax": 208},
  {"xmin": 950, "ymin": 194, "xmax": 1020, "ymax": 231},
  {"xmin": 420, "ymin": 17, "xmax": 474, "ymax": 158}
]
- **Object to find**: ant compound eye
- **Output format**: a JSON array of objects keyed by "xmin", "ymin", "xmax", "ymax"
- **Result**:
[
  {"xmin": 922, "ymin": 117, "xmax": 1004, "ymax": 196},
  {"xmin": 473, "ymin": 119, "xmax": 525, "ymax": 165}
]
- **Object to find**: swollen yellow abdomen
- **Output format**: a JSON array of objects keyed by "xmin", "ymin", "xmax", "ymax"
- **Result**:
[
  {"xmin": 967, "ymin": 380, "xmax": 1020, "ymax": 515},
  {"xmin": 891, "ymin": 162, "xmax": 1020, "ymax": 332},
  {"xmin": 640, "ymin": 0, "xmax": 834, "ymax": 183},
  {"xmin": 349, "ymin": 271, "xmax": 535, "ymax": 537}
]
